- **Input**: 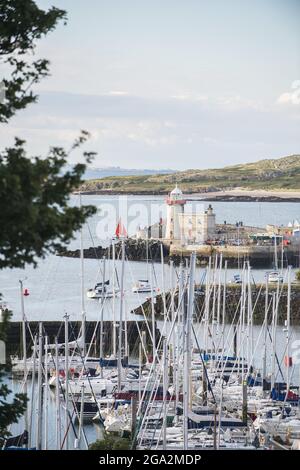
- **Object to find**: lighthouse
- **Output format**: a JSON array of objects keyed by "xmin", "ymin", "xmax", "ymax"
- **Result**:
[{"xmin": 165, "ymin": 185, "xmax": 186, "ymax": 243}]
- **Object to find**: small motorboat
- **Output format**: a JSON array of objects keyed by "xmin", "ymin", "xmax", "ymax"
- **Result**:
[
  {"xmin": 132, "ymin": 280, "xmax": 156, "ymax": 294},
  {"xmin": 231, "ymin": 274, "xmax": 242, "ymax": 284},
  {"xmin": 87, "ymin": 280, "xmax": 119, "ymax": 299},
  {"xmin": 265, "ymin": 271, "xmax": 283, "ymax": 283}
]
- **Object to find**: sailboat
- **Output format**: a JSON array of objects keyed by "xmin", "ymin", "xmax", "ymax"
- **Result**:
[
  {"xmin": 265, "ymin": 234, "xmax": 284, "ymax": 283},
  {"xmin": 132, "ymin": 235, "xmax": 157, "ymax": 293},
  {"xmin": 87, "ymin": 280, "xmax": 119, "ymax": 299},
  {"xmin": 115, "ymin": 218, "xmax": 127, "ymax": 239}
]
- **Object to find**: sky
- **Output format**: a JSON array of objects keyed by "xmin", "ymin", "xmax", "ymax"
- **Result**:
[{"xmin": 1, "ymin": 0, "xmax": 300, "ymax": 170}]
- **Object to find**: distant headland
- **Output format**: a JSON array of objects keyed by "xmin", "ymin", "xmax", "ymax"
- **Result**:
[{"xmin": 76, "ymin": 154, "xmax": 300, "ymax": 201}]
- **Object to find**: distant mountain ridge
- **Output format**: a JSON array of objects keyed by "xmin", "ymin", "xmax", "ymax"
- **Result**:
[
  {"xmin": 83, "ymin": 166, "xmax": 175, "ymax": 179},
  {"xmin": 79, "ymin": 154, "xmax": 300, "ymax": 193}
]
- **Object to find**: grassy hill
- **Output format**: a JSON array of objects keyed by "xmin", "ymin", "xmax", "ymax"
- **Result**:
[{"xmin": 78, "ymin": 154, "xmax": 300, "ymax": 194}]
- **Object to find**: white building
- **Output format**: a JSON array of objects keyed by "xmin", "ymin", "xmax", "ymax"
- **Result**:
[
  {"xmin": 165, "ymin": 185, "xmax": 216, "ymax": 245},
  {"xmin": 165, "ymin": 185, "xmax": 186, "ymax": 242}
]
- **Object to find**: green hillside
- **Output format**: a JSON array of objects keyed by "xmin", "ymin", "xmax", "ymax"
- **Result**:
[{"xmin": 79, "ymin": 154, "xmax": 300, "ymax": 194}]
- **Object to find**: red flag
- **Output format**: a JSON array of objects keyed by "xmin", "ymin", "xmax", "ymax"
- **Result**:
[{"xmin": 115, "ymin": 219, "xmax": 127, "ymax": 238}]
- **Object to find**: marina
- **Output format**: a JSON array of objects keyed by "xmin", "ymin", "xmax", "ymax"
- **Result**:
[
  {"xmin": 2, "ymin": 0, "xmax": 300, "ymax": 461},
  {"xmin": 2, "ymin": 195, "xmax": 300, "ymax": 451}
]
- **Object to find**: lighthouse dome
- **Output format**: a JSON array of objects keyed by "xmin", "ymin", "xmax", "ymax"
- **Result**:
[{"xmin": 170, "ymin": 185, "xmax": 183, "ymax": 198}]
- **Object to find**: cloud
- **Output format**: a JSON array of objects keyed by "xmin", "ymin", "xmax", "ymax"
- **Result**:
[
  {"xmin": 171, "ymin": 92, "xmax": 264, "ymax": 111},
  {"xmin": 107, "ymin": 91, "xmax": 129, "ymax": 96},
  {"xmin": 171, "ymin": 93, "xmax": 208, "ymax": 102},
  {"xmin": 277, "ymin": 80, "xmax": 300, "ymax": 105},
  {"xmin": 216, "ymin": 95, "xmax": 265, "ymax": 111},
  {"xmin": 1, "ymin": 89, "xmax": 299, "ymax": 170}
]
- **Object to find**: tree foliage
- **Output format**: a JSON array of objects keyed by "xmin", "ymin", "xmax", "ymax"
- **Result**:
[
  {"xmin": 0, "ymin": 0, "xmax": 66, "ymax": 122},
  {"xmin": 0, "ymin": 133, "xmax": 96, "ymax": 269},
  {"xmin": 0, "ymin": 0, "xmax": 97, "ymax": 443},
  {"xmin": 0, "ymin": 0, "xmax": 97, "ymax": 269},
  {"xmin": 89, "ymin": 433, "xmax": 132, "ymax": 450},
  {"xmin": 0, "ymin": 306, "xmax": 28, "ymax": 444}
]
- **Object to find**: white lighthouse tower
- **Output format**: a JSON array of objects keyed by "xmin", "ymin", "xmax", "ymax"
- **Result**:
[{"xmin": 165, "ymin": 185, "xmax": 186, "ymax": 244}]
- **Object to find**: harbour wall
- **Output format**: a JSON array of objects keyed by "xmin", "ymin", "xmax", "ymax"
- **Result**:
[
  {"xmin": 170, "ymin": 244, "xmax": 300, "ymax": 268},
  {"xmin": 6, "ymin": 320, "xmax": 158, "ymax": 358}
]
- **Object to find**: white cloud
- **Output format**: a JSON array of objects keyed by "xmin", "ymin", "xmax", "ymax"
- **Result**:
[
  {"xmin": 277, "ymin": 80, "xmax": 300, "ymax": 105},
  {"xmin": 1, "ymin": 89, "xmax": 299, "ymax": 170},
  {"xmin": 216, "ymin": 95, "xmax": 265, "ymax": 111},
  {"xmin": 171, "ymin": 93, "xmax": 208, "ymax": 102},
  {"xmin": 171, "ymin": 92, "xmax": 264, "ymax": 111},
  {"xmin": 107, "ymin": 91, "xmax": 129, "ymax": 96}
]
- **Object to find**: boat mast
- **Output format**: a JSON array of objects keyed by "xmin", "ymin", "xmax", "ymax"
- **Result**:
[
  {"xmin": 78, "ymin": 383, "xmax": 85, "ymax": 449},
  {"xmin": 150, "ymin": 265, "xmax": 156, "ymax": 360},
  {"xmin": 274, "ymin": 234, "xmax": 278, "ymax": 270},
  {"xmin": 286, "ymin": 266, "xmax": 291, "ymax": 397},
  {"xmin": 183, "ymin": 252, "xmax": 196, "ymax": 450},
  {"xmin": 19, "ymin": 279, "xmax": 28, "ymax": 435},
  {"xmin": 160, "ymin": 243, "xmax": 166, "ymax": 316},
  {"xmin": 138, "ymin": 342, "xmax": 142, "ymax": 406},
  {"xmin": 203, "ymin": 257, "xmax": 211, "ymax": 352},
  {"xmin": 64, "ymin": 313, "xmax": 69, "ymax": 450},
  {"xmin": 162, "ymin": 338, "xmax": 168, "ymax": 450},
  {"xmin": 176, "ymin": 263, "xmax": 184, "ymax": 419},
  {"xmin": 281, "ymin": 236, "xmax": 284, "ymax": 274},
  {"xmin": 221, "ymin": 260, "xmax": 227, "ymax": 352},
  {"xmin": 146, "ymin": 230, "xmax": 149, "ymax": 280},
  {"xmin": 55, "ymin": 338, "xmax": 61, "ymax": 450},
  {"xmin": 36, "ymin": 322, "xmax": 43, "ymax": 450},
  {"xmin": 169, "ymin": 259, "xmax": 176, "ymax": 402},
  {"xmin": 112, "ymin": 240, "xmax": 117, "ymax": 358},
  {"xmin": 262, "ymin": 277, "xmax": 269, "ymax": 389},
  {"xmin": 270, "ymin": 293, "xmax": 277, "ymax": 392},
  {"xmin": 79, "ymin": 193, "xmax": 86, "ymax": 357},
  {"xmin": 211, "ymin": 254, "xmax": 218, "ymax": 359},
  {"xmin": 100, "ymin": 256, "xmax": 106, "ymax": 373},
  {"xmin": 44, "ymin": 335, "xmax": 48, "ymax": 450},
  {"xmin": 247, "ymin": 262, "xmax": 253, "ymax": 367},
  {"xmin": 118, "ymin": 239, "xmax": 125, "ymax": 391},
  {"xmin": 216, "ymin": 254, "xmax": 222, "ymax": 337},
  {"xmin": 29, "ymin": 335, "xmax": 37, "ymax": 448}
]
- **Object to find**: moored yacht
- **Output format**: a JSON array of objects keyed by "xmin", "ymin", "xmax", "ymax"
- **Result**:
[
  {"xmin": 87, "ymin": 280, "xmax": 119, "ymax": 299},
  {"xmin": 132, "ymin": 279, "xmax": 156, "ymax": 293}
]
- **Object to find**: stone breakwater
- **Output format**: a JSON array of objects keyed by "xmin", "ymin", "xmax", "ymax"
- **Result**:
[
  {"xmin": 57, "ymin": 237, "xmax": 300, "ymax": 268},
  {"xmin": 57, "ymin": 239, "xmax": 169, "ymax": 262},
  {"xmin": 134, "ymin": 284, "xmax": 300, "ymax": 325}
]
